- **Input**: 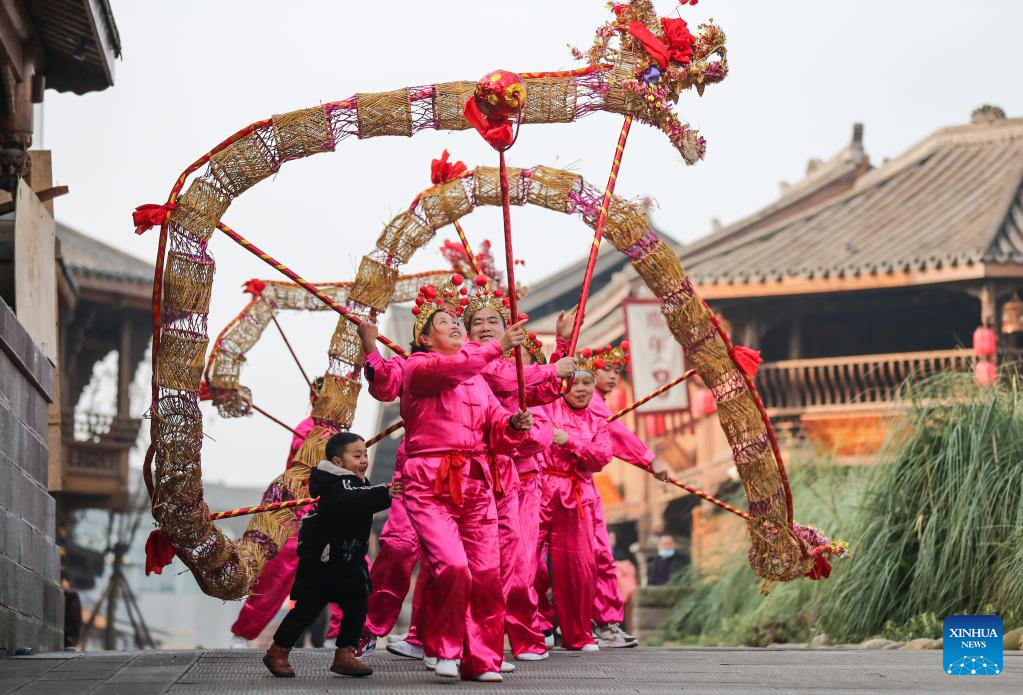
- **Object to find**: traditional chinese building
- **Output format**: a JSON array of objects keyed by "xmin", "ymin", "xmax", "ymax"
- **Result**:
[
  {"xmin": 0, "ymin": 0, "xmax": 123, "ymax": 654},
  {"xmin": 520, "ymin": 105, "xmax": 1023, "ymax": 581}
]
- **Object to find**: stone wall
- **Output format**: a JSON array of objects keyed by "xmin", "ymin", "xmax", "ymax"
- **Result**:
[{"xmin": 0, "ymin": 297, "xmax": 62, "ymax": 654}]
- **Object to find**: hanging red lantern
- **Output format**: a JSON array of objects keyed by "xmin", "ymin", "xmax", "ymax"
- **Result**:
[
  {"xmin": 974, "ymin": 360, "xmax": 998, "ymax": 386},
  {"xmin": 973, "ymin": 325, "xmax": 997, "ymax": 357},
  {"xmin": 694, "ymin": 388, "xmax": 717, "ymax": 416}
]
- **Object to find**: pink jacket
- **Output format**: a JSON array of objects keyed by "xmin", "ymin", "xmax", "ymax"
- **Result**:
[
  {"xmin": 539, "ymin": 398, "xmax": 612, "ymax": 511},
  {"xmin": 364, "ymin": 349, "xmax": 408, "ymax": 482},
  {"xmin": 481, "ymin": 358, "xmax": 562, "ymax": 486},
  {"xmin": 589, "ymin": 391, "xmax": 655, "ymax": 469},
  {"xmin": 400, "ymin": 341, "xmax": 529, "ymax": 496}
]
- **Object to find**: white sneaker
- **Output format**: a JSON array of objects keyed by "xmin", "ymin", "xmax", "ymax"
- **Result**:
[
  {"xmin": 435, "ymin": 658, "xmax": 459, "ymax": 678},
  {"xmin": 386, "ymin": 632, "xmax": 407, "ymax": 644},
  {"xmin": 472, "ymin": 672, "xmax": 503, "ymax": 682},
  {"xmin": 386, "ymin": 639, "xmax": 424, "ymax": 659},
  {"xmin": 543, "ymin": 631, "xmax": 555, "ymax": 649},
  {"xmin": 229, "ymin": 635, "xmax": 248, "ymax": 649},
  {"xmin": 500, "ymin": 661, "xmax": 515, "ymax": 673},
  {"xmin": 423, "ymin": 656, "xmax": 437, "ymax": 670},
  {"xmin": 514, "ymin": 651, "xmax": 549, "ymax": 661},
  {"xmin": 580, "ymin": 643, "xmax": 600, "ymax": 652},
  {"xmin": 595, "ymin": 622, "xmax": 638, "ymax": 648}
]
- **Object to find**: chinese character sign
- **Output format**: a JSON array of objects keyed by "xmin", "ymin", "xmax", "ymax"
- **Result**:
[{"xmin": 623, "ymin": 300, "xmax": 689, "ymax": 414}]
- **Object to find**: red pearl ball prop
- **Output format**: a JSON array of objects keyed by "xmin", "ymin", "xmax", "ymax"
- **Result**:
[{"xmin": 474, "ymin": 70, "xmax": 527, "ymax": 121}]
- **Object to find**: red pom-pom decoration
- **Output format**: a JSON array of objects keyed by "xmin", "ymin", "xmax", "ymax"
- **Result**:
[
  {"xmin": 412, "ymin": 306, "xmax": 421, "ymax": 315},
  {"xmin": 460, "ymin": 297, "xmax": 469, "ymax": 306},
  {"xmin": 620, "ymin": 341, "xmax": 630, "ymax": 352},
  {"xmin": 582, "ymin": 348, "xmax": 593, "ymax": 358},
  {"xmin": 502, "ymin": 298, "xmax": 511, "ymax": 307},
  {"xmin": 452, "ymin": 274, "xmax": 464, "ymax": 285},
  {"xmin": 460, "ymin": 287, "xmax": 468, "ymax": 295},
  {"xmin": 529, "ymin": 332, "xmax": 537, "ymax": 340},
  {"xmin": 415, "ymin": 296, "xmax": 425, "ymax": 305},
  {"xmin": 593, "ymin": 358, "xmax": 607, "ymax": 371},
  {"xmin": 425, "ymin": 286, "xmax": 437, "ymax": 299},
  {"xmin": 518, "ymin": 313, "xmax": 528, "ymax": 321},
  {"xmin": 493, "ymin": 289, "xmax": 503, "ymax": 297},
  {"xmin": 475, "ymin": 274, "xmax": 488, "ymax": 286},
  {"xmin": 605, "ymin": 344, "xmax": 613, "ymax": 353}
]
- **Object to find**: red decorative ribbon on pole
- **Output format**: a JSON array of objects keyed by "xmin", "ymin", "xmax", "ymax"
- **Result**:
[
  {"xmin": 500, "ymin": 150, "xmax": 528, "ymax": 412},
  {"xmin": 567, "ymin": 115, "xmax": 633, "ymax": 355},
  {"xmin": 431, "ymin": 151, "xmax": 480, "ymax": 277},
  {"xmin": 132, "ymin": 203, "xmax": 177, "ymax": 235},
  {"xmin": 216, "ymin": 222, "xmax": 408, "ymax": 357}
]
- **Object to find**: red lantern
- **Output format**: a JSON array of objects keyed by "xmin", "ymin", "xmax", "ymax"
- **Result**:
[
  {"xmin": 974, "ymin": 360, "xmax": 998, "ymax": 386},
  {"xmin": 973, "ymin": 326, "xmax": 997, "ymax": 357},
  {"xmin": 694, "ymin": 388, "xmax": 717, "ymax": 416},
  {"xmin": 473, "ymin": 70, "xmax": 527, "ymax": 121}
]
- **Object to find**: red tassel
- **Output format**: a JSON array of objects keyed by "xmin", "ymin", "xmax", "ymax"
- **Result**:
[
  {"xmin": 804, "ymin": 547, "xmax": 832, "ymax": 581},
  {"xmin": 132, "ymin": 203, "xmax": 177, "ymax": 235},
  {"xmin": 431, "ymin": 150, "xmax": 468, "ymax": 185},
  {"xmin": 144, "ymin": 529, "xmax": 177, "ymax": 576},
  {"xmin": 242, "ymin": 278, "xmax": 267, "ymax": 296},
  {"xmin": 730, "ymin": 345, "xmax": 763, "ymax": 377},
  {"xmin": 197, "ymin": 380, "xmax": 213, "ymax": 402}
]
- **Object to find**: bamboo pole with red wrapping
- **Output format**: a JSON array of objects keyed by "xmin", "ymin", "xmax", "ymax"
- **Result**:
[
  {"xmin": 453, "ymin": 219, "xmax": 481, "ymax": 277},
  {"xmin": 606, "ymin": 369, "xmax": 696, "ymax": 422},
  {"xmin": 566, "ymin": 115, "xmax": 633, "ymax": 356},
  {"xmin": 499, "ymin": 150, "xmax": 528, "ymax": 411},
  {"xmin": 216, "ymin": 222, "xmax": 408, "ymax": 358},
  {"xmin": 250, "ymin": 404, "xmax": 301, "ymax": 438},
  {"xmin": 271, "ymin": 316, "xmax": 312, "ymax": 389}
]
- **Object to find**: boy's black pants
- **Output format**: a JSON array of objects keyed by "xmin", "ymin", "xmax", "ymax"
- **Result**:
[{"xmin": 273, "ymin": 568, "xmax": 368, "ymax": 649}]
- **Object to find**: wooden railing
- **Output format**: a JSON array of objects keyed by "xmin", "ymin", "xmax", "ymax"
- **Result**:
[{"xmin": 756, "ymin": 349, "xmax": 974, "ymax": 415}]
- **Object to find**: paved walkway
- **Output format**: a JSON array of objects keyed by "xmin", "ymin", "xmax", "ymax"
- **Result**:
[{"xmin": 2, "ymin": 647, "xmax": 1021, "ymax": 694}]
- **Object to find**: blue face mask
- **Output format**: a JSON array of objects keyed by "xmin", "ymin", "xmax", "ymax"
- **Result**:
[{"xmin": 657, "ymin": 549, "xmax": 676, "ymax": 559}]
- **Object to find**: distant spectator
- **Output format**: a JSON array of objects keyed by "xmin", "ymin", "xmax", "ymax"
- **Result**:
[
  {"xmin": 62, "ymin": 576, "xmax": 82, "ymax": 650},
  {"xmin": 646, "ymin": 535, "xmax": 685, "ymax": 586}
]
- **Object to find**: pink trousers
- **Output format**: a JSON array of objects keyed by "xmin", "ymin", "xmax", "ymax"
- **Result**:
[
  {"xmin": 590, "ymin": 489, "xmax": 625, "ymax": 626},
  {"xmin": 231, "ymin": 532, "xmax": 342, "ymax": 640},
  {"xmin": 517, "ymin": 475, "xmax": 542, "ymax": 606},
  {"xmin": 363, "ymin": 494, "xmax": 421, "ymax": 637},
  {"xmin": 404, "ymin": 477, "xmax": 504, "ymax": 678},
  {"xmin": 534, "ymin": 493, "xmax": 596, "ymax": 650},
  {"xmin": 497, "ymin": 485, "xmax": 547, "ymax": 656}
]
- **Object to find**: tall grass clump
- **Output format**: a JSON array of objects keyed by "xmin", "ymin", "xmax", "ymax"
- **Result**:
[
  {"xmin": 820, "ymin": 372, "xmax": 1023, "ymax": 640},
  {"xmin": 665, "ymin": 463, "xmax": 864, "ymax": 645}
]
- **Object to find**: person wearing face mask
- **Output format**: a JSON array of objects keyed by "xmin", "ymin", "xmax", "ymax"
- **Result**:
[
  {"xmin": 647, "ymin": 534, "xmax": 686, "ymax": 586},
  {"xmin": 533, "ymin": 366, "xmax": 612, "ymax": 652},
  {"xmin": 462, "ymin": 277, "xmax": 574, "ymax": 662},
  {"xmin": 400, "ymin": 276, "xmax": 536, "ymax": 683}
]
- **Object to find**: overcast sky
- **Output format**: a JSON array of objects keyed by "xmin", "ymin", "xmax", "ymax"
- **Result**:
[{"xmin": 43, "ymin": 0, "xmax": 1023, "ymax": 487}]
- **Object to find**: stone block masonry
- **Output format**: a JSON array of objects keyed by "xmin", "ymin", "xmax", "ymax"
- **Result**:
[{"xmin": 0, "ymin": 296, "xmax": 62, "ymax": 654}]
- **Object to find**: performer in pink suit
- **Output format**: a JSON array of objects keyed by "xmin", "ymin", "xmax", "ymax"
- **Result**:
[
  {"xmin": 534, "ymin": 368, "xmax": 612, "ymax": 651},
  {"xmin": 462, "ymin": 278, "xmax": 576, "ymax": 661},
  {"xmin": 400, "ymin": 277, "xmax": 535, "ymax": 682},
  {"xmin": 229, "ymin": 383, "xmax": 335, "ymax": 648}
]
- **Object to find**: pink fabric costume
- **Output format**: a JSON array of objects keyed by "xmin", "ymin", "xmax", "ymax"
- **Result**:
[
  {"xmin": 533, "ymin": 398, "xmax": 612, "ymax": 650},
  {"xmin": 587, "ymin": 390, "xmax": 654, "ymax": 626},
  {"xmin": 401, "ymin": 340, "xmax": 529, "ymax": 678},
  {"xmin": 231, "ymin": 417, "xmax": 341, "ymax": 640},
  {"xmin": 479, "ymin": 358, "xmax": 560, "ymax": 656}
]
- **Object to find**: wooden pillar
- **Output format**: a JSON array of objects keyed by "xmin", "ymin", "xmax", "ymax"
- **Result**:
[
  {"xmin": 787, "ymin": 315, "xmax": 803, "ymax": 360},
  {"xmin": 117, "ymin": 317, "xmax": 131, "ymax": 417},
  {"xmin": 980, "ymin": 282, "xmax": 999, "ymax": 332}
]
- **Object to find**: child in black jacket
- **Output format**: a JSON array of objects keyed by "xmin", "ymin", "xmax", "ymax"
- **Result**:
[{"xmin": 263, "ymin": 431, "xmax": 399, "ymax": 678}]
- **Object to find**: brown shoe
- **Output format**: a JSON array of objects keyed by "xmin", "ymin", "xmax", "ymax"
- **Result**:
[
  {"xmin": 262, "ymin": 643, "xmax": 295, "ymax": 678},
  {"xmin": 330, "ymin": 646, "xmax": 373, "ymax": 677}
]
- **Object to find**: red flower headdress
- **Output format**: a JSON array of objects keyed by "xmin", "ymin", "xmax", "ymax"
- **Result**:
[
  {"xmin": 411, "ymin": 274, "xmax": 464, "ymax": 342},
  {"xmin": 575, "ymin": 342, "xmax": 631, "ymax": 375}
]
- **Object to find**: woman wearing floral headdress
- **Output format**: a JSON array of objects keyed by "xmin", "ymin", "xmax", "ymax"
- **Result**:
[
  {"xmin": 461, "ymin": 274, "xmax": 577, "ymax": 662},
  {"xmin": 400, "ymin": 275, "xmax": 534, "ymax": 682}
]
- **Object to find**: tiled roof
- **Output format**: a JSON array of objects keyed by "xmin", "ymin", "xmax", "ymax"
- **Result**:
[
  {"xmin": 56, "ymin": 222, "xmax": 153, "ymax": 286},
  {"xmin": 683, "ymin": 113, "xmax": 1023, "ymax": 286}
]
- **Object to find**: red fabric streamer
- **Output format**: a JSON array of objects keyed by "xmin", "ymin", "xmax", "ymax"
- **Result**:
[
  {"xmin": 197, "ymin": 380, "xmax": 213, "ymax": 402},
  {"xmin": 132, "ymin": 203, "xmax": 177, "ymax": 235},
  {"xmin": 431, "ymin": 150, "xmax": 468, "ymax": 185},
  {"xmin": 628, "ymin": 19, "xmax": 696, "ymax": 69},
  {"xmin": 463, "ymin": 98, "xmax": 514, "ymax": 150},
  {"xmin": 804, "ymin": 546, "xmax": 833, "ymax": 581},
  {"xmin": 242, "ymin": 278, "xmax": 267, "ymax": 296},
  {"xmin": 144, "ymin": 529, "xmax": 177, "ymax": 576},
  {"xmin": 730, "ymin": 345, "xmax": 763, "ymax": 377}
]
